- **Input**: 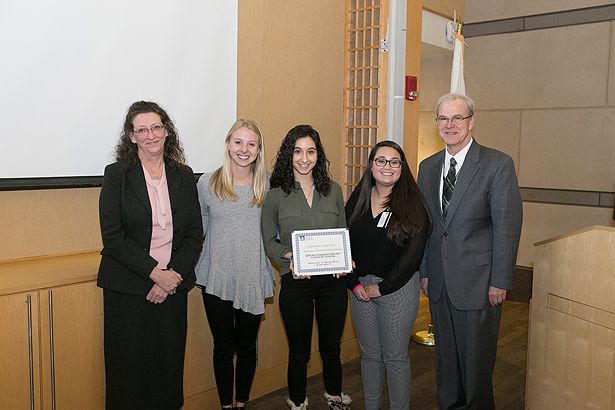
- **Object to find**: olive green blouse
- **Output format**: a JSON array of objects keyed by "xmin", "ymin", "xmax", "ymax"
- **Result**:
[{"xmin": 261, "ymin": 181, "xmax": 347, "ymax": 275}]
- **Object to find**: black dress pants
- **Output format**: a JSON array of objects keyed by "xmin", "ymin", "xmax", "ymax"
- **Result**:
[{"xmin": 279, "ymin": 274, "xmax": 348, "ymax": 406}]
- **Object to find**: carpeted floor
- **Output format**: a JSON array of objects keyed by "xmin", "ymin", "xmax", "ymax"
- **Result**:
[{"xmin": 249, "ymin": 296, "xmax": 529, "ymax": 409}]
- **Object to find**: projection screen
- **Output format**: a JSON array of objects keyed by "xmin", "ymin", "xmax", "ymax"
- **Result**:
[{"xmin": 0, "ymin": 1, "xmax": 237, "ymax": 187}]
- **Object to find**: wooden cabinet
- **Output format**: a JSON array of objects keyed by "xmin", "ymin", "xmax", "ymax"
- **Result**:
[
  {"xmin": 0, "ymin": 253, "xmax": 360, "ymax": 410},
  {"xmin": 0, "ymin": 292, "xmax": 41, "ymax": 410},
  {"xmin": 0, "ymin": 253, "xmax": 104, "ymax": 410},
  {"xmin": 39, "ymin": 282, "xmax": 105, "ymax": 410}
]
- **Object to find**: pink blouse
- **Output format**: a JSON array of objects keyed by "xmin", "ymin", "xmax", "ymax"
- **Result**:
[{"xmin": 142, "ymin": 164, "xmax": 174, "ymax": 269}]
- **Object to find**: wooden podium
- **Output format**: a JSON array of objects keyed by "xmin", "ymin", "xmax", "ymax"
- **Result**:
[{"xmin": 526, "ymin": 226, "xmax": 615, "ymax": 410}]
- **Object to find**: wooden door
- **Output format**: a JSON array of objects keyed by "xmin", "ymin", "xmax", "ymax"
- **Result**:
[
  {"xmin": 39, "ymin": 281, "xmax": 105, "ymax": 410},
  {"xmin": 0, "ymin": 292, "xmax": 41, "ymax": 410}
]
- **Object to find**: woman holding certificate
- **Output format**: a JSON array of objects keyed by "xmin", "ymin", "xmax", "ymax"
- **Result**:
[
  {"xmin": 261, "ymin": 124, "xmax": 351, "ymax": 410},
  {"xmin": 195, "ymin": 119, "xmax": 274, "ymax": 410},
  {"xmin": 345, "ymin": 140, "xmax": 430, "ymax": 410}
]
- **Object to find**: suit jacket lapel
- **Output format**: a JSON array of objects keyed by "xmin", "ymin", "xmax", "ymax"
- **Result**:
[
  {"xmin": 165, "ymin": 163, "xmax": 181, "ymax": 213},
  {"xmin": 429, "ymin": 151, "xmax": 445, "ymax": 225},
  {"xmin": 127, "ymin": 163, "xmax": 151, "ymax": 211},
  {"xmin": 443, "ymin": 141, "xmax": 480, "ymax": 229}
]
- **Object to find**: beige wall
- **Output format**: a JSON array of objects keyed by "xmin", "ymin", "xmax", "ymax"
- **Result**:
[
  {"xmin": 0, "ymin": 1, "xmax": 346, "ymax": 263},
  {"xmin": 518, "ymin": 203, "xmax": 613, "ymax": 267},
  {"xmin": 465, "ymin": 23, "xmax": 611, "ymax": 110},
  {"xmin": 465, "ymin": 0, "xmax": 615, "ymax": 23},
  {"xmin": 424, "ymin": 0, "xmax": 465, "ymax": 18},
  {"xmin": 419, "ymin": 1, "xmax": 615, "ymax": 267}
]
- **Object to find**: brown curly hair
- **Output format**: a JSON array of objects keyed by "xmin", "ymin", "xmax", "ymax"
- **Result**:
[
  {"xmin": 269, "ymin": 124, "xmax": 331, "ymax": 195},
  {"xmin": 114, "ymin": 101, "xmax": 186, "ymax": 166}
]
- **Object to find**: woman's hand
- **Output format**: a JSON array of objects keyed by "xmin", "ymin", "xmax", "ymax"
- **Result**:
[
  {"xmin": 364, "ymin": 284, "xmax": 381, "ymax": 298},
  {"xmin": 291, "ymin": 259, "xmax": 311, "ymax": 279},
  {"xmin": 287, "ymin": 252, "xmax": 310, "ymax": 280},
  {"xmin": 333, "ymin": 259, "xmax": 354, "ymax": 279},
  {"xmin": 146, "ymin": 283, "xmax": 169, "ymax": 304},
  {"xmin": 149, "ymin": 267, "xmax": 182, "ymax": 293},
  {"xmin": 353, "ymin": 284, "xmax": 370, "ymax": 302}
]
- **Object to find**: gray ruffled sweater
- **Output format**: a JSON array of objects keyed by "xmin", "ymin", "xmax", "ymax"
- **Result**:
[{"xmin": 195, "ymin": 172, "xmax": 274, "ymax": 315}]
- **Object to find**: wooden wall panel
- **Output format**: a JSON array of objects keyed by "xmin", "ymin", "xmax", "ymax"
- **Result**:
[
  {"xmin": 237, "ymin": 0, "xmax": 346, "ymax": 183},
  {"xmin": 0, "ymin": 188, "xmax": 101, "ymax": 262}
]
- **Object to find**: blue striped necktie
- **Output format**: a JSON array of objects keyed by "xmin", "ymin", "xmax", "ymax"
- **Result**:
[{"xmin": 442, "ymin": 157, "xmax": 457, "ymax": 219}]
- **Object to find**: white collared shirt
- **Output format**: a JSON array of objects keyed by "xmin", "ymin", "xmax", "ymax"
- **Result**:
[{"xmin": 439, "ymin": 138, "xmax": 474, "ymax": 208}]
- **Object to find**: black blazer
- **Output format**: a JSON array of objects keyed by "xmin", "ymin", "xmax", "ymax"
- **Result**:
[{"xmin": 97, "ymin": 160, "xmax": 203, "ymax": 295}]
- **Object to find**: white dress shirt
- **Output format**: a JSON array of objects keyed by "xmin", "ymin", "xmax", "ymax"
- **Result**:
[{"xmin": 439, "ymin": 138, "xmax": 474, "ymax": 209}]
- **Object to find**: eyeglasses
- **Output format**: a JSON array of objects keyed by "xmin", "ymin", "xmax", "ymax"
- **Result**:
[
  {"xmin": 133, "ymin": 124, "xmax": 166, "ymax": 137},
  {"xmin": 373, "ymin": 157, "xmax": 403, "ymax": 168},
  {"xmin": 435, "ymin": 114, "xmax": 473, "ymax": 125}
]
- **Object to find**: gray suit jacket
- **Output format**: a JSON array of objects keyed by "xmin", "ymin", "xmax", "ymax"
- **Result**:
[{"xmin": 417, "ymin": 141, "xmax": 523, "ymax": 310}]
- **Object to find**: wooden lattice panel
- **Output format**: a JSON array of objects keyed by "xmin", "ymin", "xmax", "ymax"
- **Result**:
[{"xmin": 343, "ymin": 0, "xmax": 388, "ymax": 197}]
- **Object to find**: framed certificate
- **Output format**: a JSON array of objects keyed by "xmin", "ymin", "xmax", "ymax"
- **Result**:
[{"xmin": 291, "ymin": 228, "xmax": 352, "ymax": 276}]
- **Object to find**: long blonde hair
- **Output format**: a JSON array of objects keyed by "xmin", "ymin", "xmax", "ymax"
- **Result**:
[{"xmin": 209, "ymin": 119, "xmax": 267, "ymax": 207}]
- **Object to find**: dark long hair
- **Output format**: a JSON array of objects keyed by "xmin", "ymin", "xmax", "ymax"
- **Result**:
[
  {"xmin": 349, "ymin": 140, "xmax": 430, "ymax": 247},
  {"xmin": 269, "ymin": 124, "xmax": 332, "ymax": 195},
  {"xmin": 114, "ymin": 101, "xmax": 186, "ymax": 166}
]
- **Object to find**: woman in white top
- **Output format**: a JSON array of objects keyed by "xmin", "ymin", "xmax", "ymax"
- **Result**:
[{"xmin": 195, "ymin": 119, "xmax": 274, "ymax": 410}]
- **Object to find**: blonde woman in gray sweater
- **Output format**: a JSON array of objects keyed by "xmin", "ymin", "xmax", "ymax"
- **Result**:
[{"xmin": 195, "ymin": 119, "xmax": 274, "ymax": 410}]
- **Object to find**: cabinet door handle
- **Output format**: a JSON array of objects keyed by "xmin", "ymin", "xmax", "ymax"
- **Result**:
[
  {"xmin": 26, "ymin": 294, "xmax": 35, "ymax": 410},
  {"xmin": 48, "ymin": 289, "xmax": 57, "ymax": 410}
]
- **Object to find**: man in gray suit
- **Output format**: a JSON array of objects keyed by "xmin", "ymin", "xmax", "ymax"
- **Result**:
[{"xmin": 417, "ymin": 93, "xmax": 523, "ymax": 410}]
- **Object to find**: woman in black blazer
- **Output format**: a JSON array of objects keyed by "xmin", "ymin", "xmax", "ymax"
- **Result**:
[{"xmin": 97, "ymin": 101, "xmax": 203, "ymax": 410}]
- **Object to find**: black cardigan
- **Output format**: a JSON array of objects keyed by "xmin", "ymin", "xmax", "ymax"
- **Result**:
[{"xmin": 344, "ymin": 188, "xmax": 429, "ymax": 296}]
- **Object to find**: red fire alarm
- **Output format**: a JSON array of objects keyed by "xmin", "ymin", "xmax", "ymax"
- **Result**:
[{"xmin": 405, "ymin": 76, "xmax": 418, "ymax": 101}]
